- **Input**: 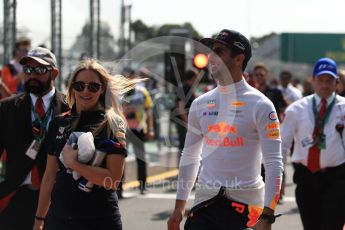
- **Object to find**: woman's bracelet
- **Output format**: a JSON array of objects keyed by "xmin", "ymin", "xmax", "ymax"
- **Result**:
[{"xmin": 35, "ymin": 215, "xmax": 46, "ymax": 221}]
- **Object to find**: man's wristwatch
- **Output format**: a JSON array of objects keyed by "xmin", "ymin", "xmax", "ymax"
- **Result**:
[{"xmin": 260, "ymin": 213, "xmax": 276, "ymax": 224}]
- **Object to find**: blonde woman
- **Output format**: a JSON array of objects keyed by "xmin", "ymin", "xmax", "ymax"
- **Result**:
[{"xmin": 33, "ymin": 60, "xmax": 137, "ymax": 230}]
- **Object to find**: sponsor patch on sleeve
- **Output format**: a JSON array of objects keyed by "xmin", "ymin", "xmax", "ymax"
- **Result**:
[
  {"xmin": 207, "ymin": 100, "xmax": 216, "ymax": 109},
  {"xmin": 267, "ymin": 130, "xmax": 280, "ymax": 139},
  {"xmin": 116, "ymin": 131, "xmax": 126, "ymax": 139},
  {"xmin": 268, "ymin": 111, "xmax": 278, "ymax": 121},
  {"xmin": 266, "ymin": 122, "xmax": 280, "ymax": 130},
  {"xmin": 269, "ymin": 176, "xmax": 282, "ymax": 210}
]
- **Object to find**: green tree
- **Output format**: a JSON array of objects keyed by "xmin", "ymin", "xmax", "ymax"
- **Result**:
[
  {"xmin": 131, "ymin": 19, "xmax": 155, "ymax": 41},
  {"xmin": 131, "ymin": 20, "xmax": 202, "ymax": 42},
  {"xmin": 155, "ymin": 23, "xmax": 201, "ymax": 39},
  {"xmin": 181, "ymin": 22, "xmax": 201, "ymax": 39}
]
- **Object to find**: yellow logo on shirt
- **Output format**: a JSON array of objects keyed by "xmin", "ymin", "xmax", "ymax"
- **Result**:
[
  {"xmin": 267, "ymin": 130, "xmax": 280, "ymax": 139},
  {"xmin": 266, "ymin": 122, "xmax": 280, "ymax": 131},
  {"xmin": 230, "ymin": 101, "xmax": 245, "ymax": 107}
]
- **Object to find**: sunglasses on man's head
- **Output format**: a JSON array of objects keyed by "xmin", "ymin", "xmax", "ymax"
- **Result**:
[
  {"xmin": 23, "ymin": 66, "xmax": 53, "ymax": 75},
  {"xmin": 71, "ymin": 81, "xmax": 102, "ymax": 93}
]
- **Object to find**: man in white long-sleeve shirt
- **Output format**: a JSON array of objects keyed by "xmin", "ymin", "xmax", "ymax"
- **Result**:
[
  {"xmin": 281, "ymin": 57, "xmax": 345, "ymax": 230},
  {"xmin": 168, "ymin": 29, "xmax": 283, "ymax": 230},
  {"xmin": 279, "ymin": 70, "xmax": 302, "ymax": 105}
]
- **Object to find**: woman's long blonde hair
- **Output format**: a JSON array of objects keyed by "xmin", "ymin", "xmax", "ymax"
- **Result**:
[{"xmin": 66, "ymin": 59, "xmax": 140, "ymax": 136}]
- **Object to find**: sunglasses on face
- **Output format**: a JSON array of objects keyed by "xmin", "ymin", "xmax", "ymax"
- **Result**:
[
  {"xmin": 23, "ymin": 66, "xmax": 53, "ymax": 75},
  {"xmin": 71, "ymin": 81, "xmax": 103, "ymax": 93},
  {"xmin": 210, "ymin": 46, "xmax": 230, "ymax": 57}
]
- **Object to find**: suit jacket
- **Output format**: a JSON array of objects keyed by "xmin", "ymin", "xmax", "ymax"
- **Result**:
[{"xmin": 0, "ymin": 92, "xmax": 69, "ymax": 198}]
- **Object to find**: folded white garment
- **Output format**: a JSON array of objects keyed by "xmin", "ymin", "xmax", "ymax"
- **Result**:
[{"xmin": 59, "ymin": 132, "xmax": 95, "ymax": 180}]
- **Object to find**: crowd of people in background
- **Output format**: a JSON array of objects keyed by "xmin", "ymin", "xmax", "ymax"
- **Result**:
[{"xmin": 0, "ymin": 31, "xmax": 345, "ymax": 230}]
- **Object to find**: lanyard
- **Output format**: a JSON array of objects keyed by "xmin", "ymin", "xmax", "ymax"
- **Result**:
[
  {"xmin": 31, "ymin": 99, "xmax": 53, "ymax": 139},
  {"xmin": 312, "ymin": 96, "xmax": 336, "ymax": 131}
]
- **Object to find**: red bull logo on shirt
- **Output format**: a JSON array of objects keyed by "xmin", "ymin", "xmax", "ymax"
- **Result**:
[
  {"xmin": 206, "ymin": 122, "xmax": 244, "ymax": 147},
  {"xmin": 205, "ymin": 136, "xmax": 244, "ymax": 147},
  {"xmin": 208, "ymin": 122, "xmax": 237, "ymax": 136}
]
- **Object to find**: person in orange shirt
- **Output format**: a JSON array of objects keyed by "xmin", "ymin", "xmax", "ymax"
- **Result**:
[
  {"xmin": 1, "ymin": 37, "xmax": 31, "ymax": 95},
  {"xmin": 0, "ymin": 73, "xmax": 11, "ymax": 98}
]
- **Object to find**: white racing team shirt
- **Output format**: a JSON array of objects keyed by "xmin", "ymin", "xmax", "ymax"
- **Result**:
[{"xmin": 176, "ymin": 79, "xmax": 283, "ymax": 214}]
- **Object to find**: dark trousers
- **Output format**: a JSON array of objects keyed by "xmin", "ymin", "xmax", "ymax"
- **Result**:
[
  {"xmin": 293, "ymin": 163, "xmax": 345, "ymax": 230},
  {"xmin": 185, "ymin": 188, "xmax": 255, "ymax": 230},
  {"xmin": 0, "ymin": 186, "xmax": 39, "ymax": 230},
  {"xmin": 127, "ymin": 129, "xmax": 147, "ymax": 191},
  {"xmin": 44, "ymin": 214, "xmax": 122, "ymax": 230}
]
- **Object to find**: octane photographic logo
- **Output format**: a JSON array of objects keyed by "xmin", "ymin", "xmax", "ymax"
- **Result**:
[{"xmin": 103, "ymin": 36, "xmax": 239, "ymax": 167}]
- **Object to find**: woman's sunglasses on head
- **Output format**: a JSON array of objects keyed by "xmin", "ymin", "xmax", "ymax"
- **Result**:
[
  {"xmin": 23, "ymin": 66, "xmax": 53, "ymax": 75},
  {"xmin": 72, "ymin": 81, "xmax": 102, "ymax": 93}
]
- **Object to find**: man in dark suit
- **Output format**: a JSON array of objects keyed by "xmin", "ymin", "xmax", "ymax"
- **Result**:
[
  {"xmin": 0, "ymin": 47, "xmax": 69, "ymax": 230},
  {"xmin": 254, "ymin": 62, "xmax": 287, "ymax": 117}
]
